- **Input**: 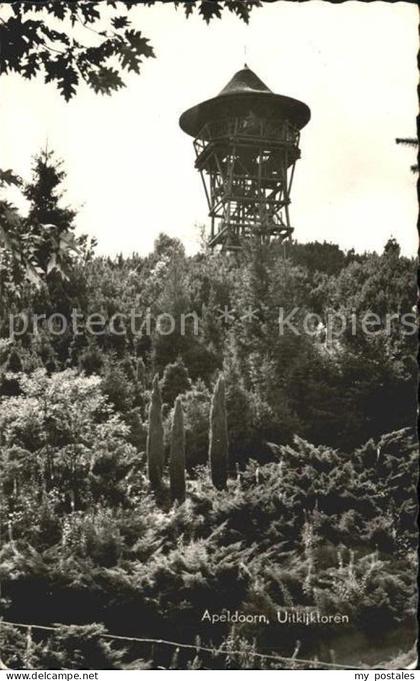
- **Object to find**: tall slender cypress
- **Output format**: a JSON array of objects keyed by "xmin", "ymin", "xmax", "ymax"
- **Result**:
[
  {"xmin": 209, "ymin": 374, "xmax": 229, "ymax": 490},
  {"xmin": 146, "ymin": 374, "xmax": 164, "ymax": 488},
  {"xmin": 169, "ymin": 396, "xmax": 186, "ymax": 503}
]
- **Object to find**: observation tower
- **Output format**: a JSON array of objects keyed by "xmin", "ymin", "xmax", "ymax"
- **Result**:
[{"xmin": 179, "ymin": 65, "xmax": 310, "ymax": 251}]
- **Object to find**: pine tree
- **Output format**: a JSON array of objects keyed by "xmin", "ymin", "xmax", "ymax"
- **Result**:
[
  {"xmin": 0, "ymin": 151, "xmax": 79, "ymax": 291},
  {"xmin": 24, "ymin": 150, "xmax": 76, "ymax": 233},
  {"xmin": 161, "ymin": 358, "xmax": 191, "ymax": 405},
  {"xmin": 146, "ymin": 374, "xmax": 164, "ymax": 488},
  {"xmin": 169, "ymin": 396, "xmax": 186, "ymax": 503},
  {"xmin": 209, "ymin": 374, "xmax": 229, "ymax": 490},
  {"xmin": 5, "ymin": 348, "xmax": 23, "ymax": 373},
  {"xmin": 23, "ymin": 149, "xmax": 78, "ymax": 276}
]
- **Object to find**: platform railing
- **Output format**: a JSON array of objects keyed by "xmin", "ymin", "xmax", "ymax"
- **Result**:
[{"xmin": 194, "ymin": 116, "xmax": 300, "ymax": 151}]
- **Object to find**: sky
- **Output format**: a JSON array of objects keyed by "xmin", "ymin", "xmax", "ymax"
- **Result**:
[{"xmin": 0, "ymin": 1, "xmax": 418, "ymax": 257}]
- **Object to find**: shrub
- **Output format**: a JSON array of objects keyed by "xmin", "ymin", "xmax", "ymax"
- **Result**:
[
  {"xmin": 209, "ymin": 374, "xmax": 229, "ymax": 489},
  {"xmin": 160, "ymin": 358, "xmax": 191, "ymax": 405},
  {"xmin": 146, "ymin": 374, "xmax": 164, "ymax": 488},
  {"xmin": 169, "ymin": 396, "xmax": 186, "ymax": 503}
]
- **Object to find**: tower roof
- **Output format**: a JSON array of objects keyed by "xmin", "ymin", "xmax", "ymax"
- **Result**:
[
  {"xmin": 217, "ymin": 65, "xmax": 272, "ymax": 96},
  {"xmin": 179, "ymin": 65, "xmax": 310, "ymax": 137}
]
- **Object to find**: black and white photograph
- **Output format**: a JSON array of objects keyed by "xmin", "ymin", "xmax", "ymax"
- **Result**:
[{"xmin": 0, "ymin": 0, "xmax": 418, "ymax": 673}]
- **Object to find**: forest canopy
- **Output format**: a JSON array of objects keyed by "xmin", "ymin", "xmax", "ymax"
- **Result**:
[{"xmin": 0, "ymin": 151, "xmax": 417, "ymax": 668}]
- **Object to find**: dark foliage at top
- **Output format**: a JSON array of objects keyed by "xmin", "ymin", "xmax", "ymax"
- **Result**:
[{"xmin": 0, "ymin": 1, "xmax": 260, "ymax": 99}]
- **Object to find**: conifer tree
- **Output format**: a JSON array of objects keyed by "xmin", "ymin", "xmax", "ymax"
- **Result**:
[
  {"xmin": 5, "ymin": 347, "xmax": 23, "ymax": 373},
  {"xmin": 24, "ymin": 150, "xmax": 76, "ymax": 233},
  {"xmin": 209, "ymin": 374, "xmax": 229, "ymax": 490},
  {"xmin": 23, "ymin": 149, "xmax": 78, "ymax": 275},
  {"xmin": 169, "ymin": 396, "xmax": 186, "ymax": 503},
  {"xmin": 146, "ymin": 374, "xmax": 164, "ymax": 488},
  {"xmin": 161, "ymin": 358, "xmax": 191, "ymax": 405}
]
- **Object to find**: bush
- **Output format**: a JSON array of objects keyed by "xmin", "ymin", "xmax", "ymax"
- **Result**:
[{"xmin": 160, "ymin": 358, "xmax": 191, "ymax": 405}]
